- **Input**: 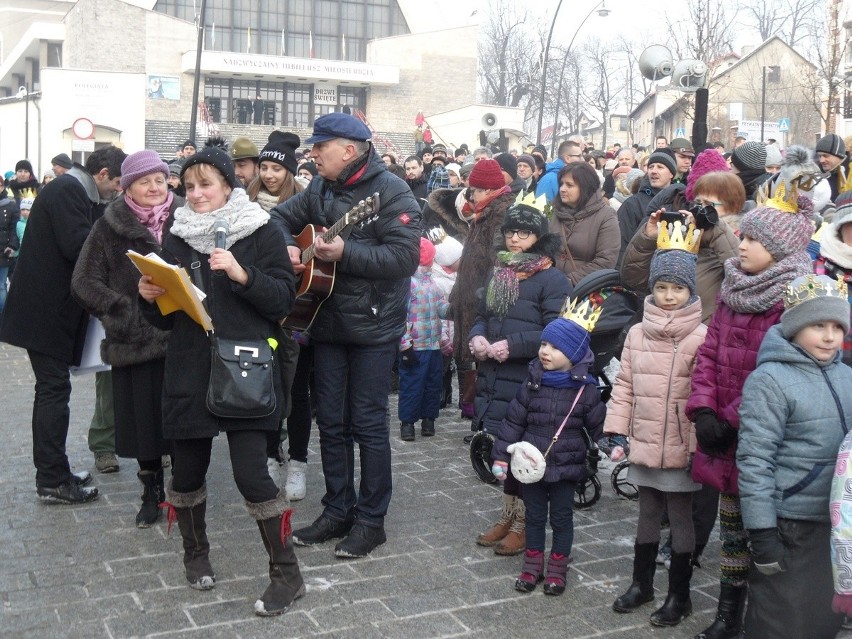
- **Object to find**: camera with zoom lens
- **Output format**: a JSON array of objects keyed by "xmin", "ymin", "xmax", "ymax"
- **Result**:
[{"xmin": 688, "ymin": 202, "xmax": 719, "ymax": 230}]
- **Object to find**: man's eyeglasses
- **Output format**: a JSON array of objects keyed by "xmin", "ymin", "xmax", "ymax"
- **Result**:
[{"xmin": 503, "ymin": 229, "xmax": 532, "ymax": 239}]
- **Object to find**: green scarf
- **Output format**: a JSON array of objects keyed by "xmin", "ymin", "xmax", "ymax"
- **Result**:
[{"xmin": 485, "ymin": 251, "xmax": 553, "ymax": 318}]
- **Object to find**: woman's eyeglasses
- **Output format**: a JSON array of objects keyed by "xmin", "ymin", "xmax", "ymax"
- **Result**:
[{"xmin": 503, "ymin": 229, "xmax": 531, "ymax": 239}]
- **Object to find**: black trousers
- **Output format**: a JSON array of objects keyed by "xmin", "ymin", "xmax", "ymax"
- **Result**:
[
  {"xmin": 28, "ymin": 350, "xmax": 73, "ymax": 488},
  {"xmin": 172, "ymin": 430, "xmax": 278, "ymax": 504}
]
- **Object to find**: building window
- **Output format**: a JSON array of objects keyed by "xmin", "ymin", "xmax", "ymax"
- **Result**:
[
  {"xmin": 285, "ymin": 83, "xmax": 311, "ymax": 128},
  {"xmin": 155, "ymin": 0, "xmax": 410, "ymax": 62}
]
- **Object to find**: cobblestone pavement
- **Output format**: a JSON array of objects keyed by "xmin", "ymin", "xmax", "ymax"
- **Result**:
[{"xmin": 1, "ymin": 341, "xmax": 849, "ymax": 638}]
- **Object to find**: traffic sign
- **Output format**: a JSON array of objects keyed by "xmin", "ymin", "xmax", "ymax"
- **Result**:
[
  {"xmin": 778, "ymin": 118, "xmax": 790, "ymax": 132},
  {"xmin": 674, "ymin": 128, "xmax": 686, "ymax": 138}
]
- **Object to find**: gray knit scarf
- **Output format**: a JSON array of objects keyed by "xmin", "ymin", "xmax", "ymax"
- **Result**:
[
  {"xmin": 720, "ymin": 252, "xmax": 812, "ymax": 314},
  {"xmin": 170, "ymin": 188, "xmax": 270, "ymax": 254}
]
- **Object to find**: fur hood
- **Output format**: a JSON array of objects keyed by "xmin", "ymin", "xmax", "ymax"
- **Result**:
[{"xmin": 423, "ymin": 187, "xmax": 469, "ymax": 240}]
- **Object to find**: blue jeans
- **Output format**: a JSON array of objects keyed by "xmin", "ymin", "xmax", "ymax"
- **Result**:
[
  {"xmin": 313, "ymin": 341, "xmax": 396, "ymax": 528},
  {"xmin": 523, "ymin": 479, "xmax": 576, "ymax": 555},
  {"xmin": 397, "ymin": 348, "xmax": 442, "ymax": 423},
  {"xmin": 0, "ymin": 264, "xmax": 8, "ymax": 316}
]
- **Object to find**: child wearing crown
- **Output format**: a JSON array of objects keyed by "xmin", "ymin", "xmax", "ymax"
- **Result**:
[
  {"xmin": 604, "ymin": 221, "xmax": 707, "ymax": 627},
  {"xmin": 737, "ymin": 274, "xmax": 852, "ymax": 638},
  {"xmin": 490, "ymin": 302, "xmax": 605, "ymax": 596},
  {"xmin": 685, "ymin": 186, "xmax": 814, "ymax": 638}
]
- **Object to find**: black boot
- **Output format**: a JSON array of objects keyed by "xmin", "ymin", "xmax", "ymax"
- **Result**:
[
  {"xmin": 400, "ymin": 422, "xmax": 415, "ymax": 441},
  {"xmin": 650, "ymin": 551, "xmax": 693, "ymax": 627},
  {"xmin": 421, "ymin": 419, "xmax": 435, "ymax": 437},
  {"xmin": 136, "ymin": 469, "xmax": 164, "ymax": 528},
  {"xmin": 249, "ymin": 492, "xmax": 306, "ymax": 616},
  {"xmin": 694, "ymin": 583, "xmax": 747, "ymax": 639},
  {"xmin": 165, "ymin": 482, "xmax": 215, "ymax": 590},
  {"xmin": 613, "ymin": 543, "xmax": 658, "ymax": 612}
]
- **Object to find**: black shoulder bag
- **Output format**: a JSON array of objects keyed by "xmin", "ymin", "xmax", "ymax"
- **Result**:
[{"xmin": 189, "ymin": 250, "xmax": 276, "ymax": 419}]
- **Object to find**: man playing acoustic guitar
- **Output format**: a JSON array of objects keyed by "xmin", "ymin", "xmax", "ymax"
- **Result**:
[{"xmin": 271, "ymin": 113, "xmax": 421, "ymax": 558}]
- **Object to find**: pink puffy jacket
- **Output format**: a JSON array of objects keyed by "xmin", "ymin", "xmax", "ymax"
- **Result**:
[
  {"xmin": 685, "ymin": 298, "xmax": 784, "ymax": 493},
  {"xmin": 606, "ymin": 296, "xmax": 706, "ymax": 469}
]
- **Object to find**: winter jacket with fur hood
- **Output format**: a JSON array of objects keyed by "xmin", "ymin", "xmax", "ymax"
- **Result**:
[
  {"xmin": 493, "ymin": 358, "xmax": 606, "ymax": 483},
  {"xmin": 605, "ymin": 296, "xmax": 706, "ymax": 469},
  {"xmin": 469, "ymin": 233, "xmax": 572, "ymax": 434},
  {"xmin": 421, "ymin": 187, "xmax": 469, "ymax": 241},
  {"xmin": 738, "ymin": 325, "xmax": 852, "ymax": 529},
  {"xmin": 549, "ymin": 190, "xmax": 620, "ymax": 285},
  {"xmin": 621, "ymin": 217, "xmax": 739, "ymax": 322},
  {"xmin": 449, "ymin": 190, "xmax": 514, "ymax": 363},
  {"xmin": 71, "ymin": 195, "xmax": 179, "ymax": 367}
]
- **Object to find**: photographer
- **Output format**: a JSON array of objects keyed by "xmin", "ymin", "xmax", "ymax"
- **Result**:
[{"xmin": 620, "ymin": 178, "xmax": 740, "ymax": 322}]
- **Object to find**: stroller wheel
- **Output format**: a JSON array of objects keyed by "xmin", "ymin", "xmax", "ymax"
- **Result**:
[
  {"xmin": 611, "ymin": 460, "xmax": 638, "ymax": 500},
  {"xmin": 470, "ymin": 431, "xmax": 498, "ymax": 484},
  {"xmin": 574, "ymin": 474, "xmax": 601, "ymax": 509}
]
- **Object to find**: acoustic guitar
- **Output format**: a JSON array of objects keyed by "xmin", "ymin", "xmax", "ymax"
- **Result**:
[{"xmin": 281, "ymin": 193, "xmax": 380, "ymax": 331}]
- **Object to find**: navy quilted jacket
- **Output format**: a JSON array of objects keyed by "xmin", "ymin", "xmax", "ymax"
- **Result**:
[{"xmin": 493, "ymin": 358, "xmax": 606, "ymax": 483}]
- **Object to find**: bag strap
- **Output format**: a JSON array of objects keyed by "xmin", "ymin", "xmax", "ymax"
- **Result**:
[
  {"xmin": 543, "ymin": 386, "xmax": 585, "ymax": 460},
  {"xmin": 189, "ymin": 249, "xmax": 214, "ymax": 335}
]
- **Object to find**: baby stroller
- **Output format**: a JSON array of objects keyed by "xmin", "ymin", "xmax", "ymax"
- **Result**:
[{"xmin": 470, "ymin": 269, "xmax": 640, "ymax": 508}]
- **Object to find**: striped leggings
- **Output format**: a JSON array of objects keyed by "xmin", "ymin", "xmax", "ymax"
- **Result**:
[{"xmin": 719, "ymin": 492, "xmax": 750, "ymax": 586}]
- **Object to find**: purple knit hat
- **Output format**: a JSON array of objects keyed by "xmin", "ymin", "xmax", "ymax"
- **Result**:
[
  {"xmin": 685, "ymin": 149, "xmax": 730, "ymax": 201},
  {"xmin": 739, "ymin": 205, "xmax": 813, "ymax": 261},
  {"xmin": 120, "ymin": 150, "xmax": 170, "ymax": 190}
]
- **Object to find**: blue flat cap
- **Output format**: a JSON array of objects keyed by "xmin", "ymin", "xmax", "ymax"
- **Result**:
[{"xmin": 305, "ymin": 112, "xmax": 372, "ymax": 144}]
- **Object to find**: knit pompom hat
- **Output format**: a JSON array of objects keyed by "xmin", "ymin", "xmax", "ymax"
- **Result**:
[
  {"xmin": 468, "ymin": 159, "xmax": 505, "ymax": 190},
  {"xmin": 685, "ymin": 149, "xmax": 730, "ymax": 201},
  {"xmin": 259, "ymin": 131, "xmax": 300, "ymax": 175},
  {"xmin": 732, "ymin": 141, "xmax": 767, "ymax": 172},
  {"xmin": 501, "ymin": 204, "xmax": 548, "ymax": 238},
  {"xmin": 739, "ymin": 205, "xmax": 813, "ymax": 261},
  {"xmin": 181, "ymin": 145, "xmax": 240, "ymax": 189},
  {"xmin": 650, "ymin": 249, "xmax": 698, "ymax": 295},
  {"xmin": 541, "ymin": 317, "xmax": 590, "ymax": 365},
  {"xmin": 120, "ymin": 150, "xmax": 170, "ymax": 190},
  {"xmin": 419, "ymin": 237, "xmax": 436, "ymax": 267}
]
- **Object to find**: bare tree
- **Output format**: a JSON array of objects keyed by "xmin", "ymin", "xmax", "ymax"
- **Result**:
[
  {"xmin": 580, "ymin": 38, "xmax": 625, "ymax": 149},
  {"xmin": 742, "ymin": 0, "xmax": 821, "ymax": 49},
  {"xmin": 477, "ymin": 0, "xmax": 542, "ymax": 114},
  {"xmin": 744, "ymin": 0, "xmax": 788, "ymax": 41},
  {"xmin": 666, "ymin": 0, "xmax": 738, "ymax": 81},
  {"xmin": 807, "ymin": 0, "xmax": 842, "ymax": 132}
]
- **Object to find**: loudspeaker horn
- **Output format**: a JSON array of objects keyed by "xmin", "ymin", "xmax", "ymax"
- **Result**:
[
  {"xmin": 670, "ymin": 59, "xmax": 707, "ymax": 93},
  {"xmin": 638, "ymin": 45, "xmax": 674, "ymax": 82},
  {"xmin": 482, "ymin": 112, "xmax": 497, "ymax": 128}
]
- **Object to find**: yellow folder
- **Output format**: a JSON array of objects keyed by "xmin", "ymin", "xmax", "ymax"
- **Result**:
[{"xmin": 127, "ymin": 250, "xmax": 214, "ymax": 332}]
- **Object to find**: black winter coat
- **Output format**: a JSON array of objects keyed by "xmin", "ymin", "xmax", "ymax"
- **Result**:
[
  {"xmin": 617, "ymin": 176, "xmax": 661, "ymax": 268},
  {"xmin": 0, "ymin": 196, "xmax": 19, "ymax": 267},
  {"xmin": 271, "ymin": 151, "xmax": 421, "ymax": 346},
  {"xmin": 141, "ymin": 222, "xmax": 295, "ymax": 439},
  {"xmin": 72, "ymin": 196, "xmax": 179, "ymax": 367},
  {"xmin": 0, "ymin": 171, "xmax": 99, "ymax": 363},
  {"xmin": 493, "ymin": 359, "xmax": 606, "ymax": 483},
  {"xmin": 469, "ymin": 234, "xmax": 572, "ymax": 434}
]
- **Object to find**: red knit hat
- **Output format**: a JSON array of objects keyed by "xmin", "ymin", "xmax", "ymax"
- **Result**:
[
  {"xmin": 419, "ymin": 237, "xmax": 436, "ymax": 266},
  {"xmin": 685, "ymin": 149, "xmax": 730, "ymax": 201},
  {"xmin": 468, "ymin": 159, "xmax": 505, "ymax": 190}
]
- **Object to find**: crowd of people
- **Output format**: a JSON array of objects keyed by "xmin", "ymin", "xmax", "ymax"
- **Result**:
[{"xmin": 4, "ymin": 117, "xmax": 852, "ymax": 637}]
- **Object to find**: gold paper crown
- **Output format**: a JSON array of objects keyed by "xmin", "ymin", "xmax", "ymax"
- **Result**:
[
  {"xmin": 513, "ymin": 190, "xmax": 552, "ymax": 218},
  {"xmin": 427, "ymin": 226, "xmax": 447, "ymax": 244},
  {"xmin": 559, "ymin": 297, "xmax": 603, "ymax": 333},
  {"xmin": 657, "ymin": 220, "xmax": 702, "ymax": 254},
  {"xmin": 757, "ymin": 178, "xmax": 799, "ymax": 213},
  {"xmin": 784, "ymin": 274, "xmax": 848, "ymax": 308},
  {"xmin": 19, "ymin": 187, "xmax": 38, "ymax": 201}
]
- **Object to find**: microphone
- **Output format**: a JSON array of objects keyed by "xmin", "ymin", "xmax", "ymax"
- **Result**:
[{"xmin": 213, "ymin": 218, "xmax": 229, "ymax": 276}]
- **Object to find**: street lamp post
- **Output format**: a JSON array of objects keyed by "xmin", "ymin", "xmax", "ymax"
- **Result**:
[
  {"xmin": 550, "ymin": 1, "xmax": 610, "ymax": 157},
  {"xmin": 188, "ymin": 0, "xmax": 208, "ymax": 143},
  {"xmin": 535, "ymin": 0, "xmax": 565, "ymax": 146}
]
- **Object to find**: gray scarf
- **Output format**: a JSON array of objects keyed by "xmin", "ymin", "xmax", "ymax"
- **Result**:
[
  {"xmin": 170, "ymin": 188, "xmax": 270, "ymax": 253},
  {"xmin": 720, "ymin": 252, "xmax": 812, "ymax": 314}
]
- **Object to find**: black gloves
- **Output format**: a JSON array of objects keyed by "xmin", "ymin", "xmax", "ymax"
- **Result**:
[
  {"xmin": 400, "ymin": 348, "xmax": 419, "ymax": 368},
  {"xmin": 694, "ymin": 408, "xmax": 737, "ymax": 454},
  {"xmin": 748, "ymin": 528, "xmax": 786, "ymax": 575}
]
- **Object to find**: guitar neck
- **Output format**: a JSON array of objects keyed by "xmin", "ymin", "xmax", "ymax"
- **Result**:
[{"xmin": 301, "ymin": 200, "xmax": 372, "ymax": 264}]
